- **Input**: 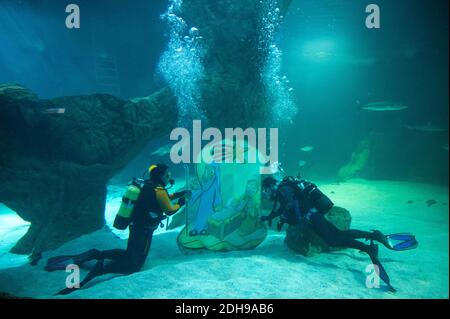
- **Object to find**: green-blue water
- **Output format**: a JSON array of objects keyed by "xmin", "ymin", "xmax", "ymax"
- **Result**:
[{"xmin": 0, "ymin": 0, "xmax": 448, "ymax": 299}]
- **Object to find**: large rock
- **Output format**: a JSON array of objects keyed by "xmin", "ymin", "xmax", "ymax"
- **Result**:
[
  {"xmin": 180, "ymin": 0, "xmax": 293, "ymax": 128},
  {"xmin": 0, "ymin": 83, "xmax": 177, "ymax": 254},
  {"xmin": 284, "ymin": 206, "xmax": 352, "ymax": 256}
]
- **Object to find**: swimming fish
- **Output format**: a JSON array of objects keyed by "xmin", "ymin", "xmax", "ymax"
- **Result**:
[
  {"xmin": 361, "ymin": 101, "xmax": 408, "ymax": 112},
  {"xmin": 300, "ymin": 146, "xmax": 314, "ymax": 152},
  {"xmin": 43, "ymin": 108, "xmax": 65, "ymax": 114},
  {"xmin": 151, "ymin": 143, "xmax": 173, "ymax": 156},
  {"xmin": 404, "ymin": 123, "xmax": 447, "ymax": 133}
]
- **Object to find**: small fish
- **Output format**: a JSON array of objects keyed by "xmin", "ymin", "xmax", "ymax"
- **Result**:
[
  {"xmin": 300, "ymin": 146, "xmax": 314, "ymax": 152},
  {"xmin": 361, "ymin": 101, "xmax": 408, "ymax": 112},
  {"xmin": 404, "ymin": 122, "xmax": 447, "ymax": 133},
  {"xmin": 151, "ymin": 144, "xmax": 173, "ymax": 156},
  {"xmin": 130, "ymin": 96, "xmax": 151, "ymax": 103},
  {"xmin": 426, "ymin": 199, "xmax": 437, "ymax": 207},
  {"xmin": 43, "ymin": 108, "xmax": 65, "ymax": 114},
  {"xmin": 298, "ymin": 160, "xmax": 306, "ymax": 167}
]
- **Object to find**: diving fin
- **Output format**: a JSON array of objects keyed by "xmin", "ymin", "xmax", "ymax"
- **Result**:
[
  {"xmin": 45, "ymin": 255, "xmax": 77, "ymax": 272},
  {"xmin": 56, "ymin": 287, "xmax": 77, "ymax": 296},
  {"xmin": 368, "ymin": 241, "xmax": 396, "ymax": 292},
  {"xmin": 45, "ymin": 249, "xmax": 100, "ymax": 272},
  {"xmin": 386, "ymin": 233, "xmax": 418, "ymax": 251}
]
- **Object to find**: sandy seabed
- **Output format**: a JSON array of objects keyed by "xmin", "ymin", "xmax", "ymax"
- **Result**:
[{"xmin": 0, "ymin": 179, "xmax": 448, "ymax": 299}]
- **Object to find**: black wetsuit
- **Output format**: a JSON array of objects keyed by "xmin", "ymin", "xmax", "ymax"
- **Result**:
[
  {"xmin": 263, "ymin": 179, "xmax": 397, "ymax": 291},
  {"xmin": 266, "ymin": 181, "xmax": 377, "ymax": 254},
  {"xmin": 59, "ymin": 181, "xmax": 184, "ymax": 293}
]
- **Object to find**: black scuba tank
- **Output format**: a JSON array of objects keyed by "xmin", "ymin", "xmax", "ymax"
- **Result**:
[{"xmin": 282, "ymin": 177, "xmax": 334, "ymax": 214}]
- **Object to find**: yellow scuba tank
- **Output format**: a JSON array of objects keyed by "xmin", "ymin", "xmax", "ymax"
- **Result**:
[{"xmin": 113, "ymin": 178, "xmax": 145, "ymax": 230}]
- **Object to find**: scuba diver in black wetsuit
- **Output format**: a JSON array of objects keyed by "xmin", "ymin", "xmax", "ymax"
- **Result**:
[
  {"xmin": 260, "ymin": 176, "xmax": 417, "ymax": 292},
  {"xmin": 46, "ymin": 164, "xmax": 190, "ymax": 295}
]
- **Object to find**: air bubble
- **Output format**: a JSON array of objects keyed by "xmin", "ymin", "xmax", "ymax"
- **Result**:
[{"xmin": 189, "ymin": 27, "xmax": 199, "ymax": 36}]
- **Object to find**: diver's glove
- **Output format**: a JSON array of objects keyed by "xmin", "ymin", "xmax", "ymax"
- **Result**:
[
  {"xmin": 172, "ymin": 190, "xmax": 187, "ymax": 199},
  {"xmin": 177, "ymin": 197, "xmax": 186, "ymax": 206}
]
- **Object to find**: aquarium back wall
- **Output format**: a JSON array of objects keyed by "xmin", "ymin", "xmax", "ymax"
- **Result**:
[
  {"xmin": 279, "ymin": 0, "xmax": 449, "ymax": 185},
  {"xmin": 0, "ymin": 0, "xmax": 168, "ymax": 99}
]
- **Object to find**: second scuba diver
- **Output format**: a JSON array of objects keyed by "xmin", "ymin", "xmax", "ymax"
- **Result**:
[
  {"xmin": 45, "ymin": 164, "xmax": 190, "ymax": 295},
  {"xmin": 260, "ymin": 176, "xmax": 418, "ymax": 292}
]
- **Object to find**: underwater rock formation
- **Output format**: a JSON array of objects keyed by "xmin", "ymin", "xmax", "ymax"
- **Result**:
[
  {"xmin": 0, "ymin": 83, "xmax": 177, "ymax": 254},
  {"xmin": 284, "ymin": 206, "xmax": 352, "ymax": 256},
  {"xmin": 178, "ymin": 0, "xmax": 293, "ymax": 128}
]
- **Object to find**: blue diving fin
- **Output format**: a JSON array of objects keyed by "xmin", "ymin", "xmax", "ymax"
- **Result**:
[{"xmin": 386, "ymin": 233, "xmax": 418, "ymax": 251}]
